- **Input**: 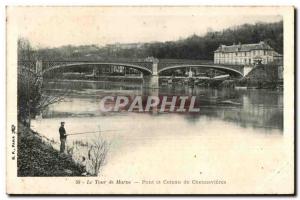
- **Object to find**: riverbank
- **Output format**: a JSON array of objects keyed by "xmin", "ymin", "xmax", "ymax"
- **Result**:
[
  {"xmin": 17, "ymin": 123, "xmax": 86, "ymax": 176},
  {"xmin": 220, "ymin": 64, "xmax": 283, "ymax": 89}
]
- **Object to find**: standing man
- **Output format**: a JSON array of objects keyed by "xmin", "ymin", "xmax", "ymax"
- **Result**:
[{"xmin": 59, "ymin": 122, "xmax": 67, "ymax": 153}]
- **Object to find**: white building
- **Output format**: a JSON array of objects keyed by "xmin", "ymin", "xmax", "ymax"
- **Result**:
[{"xmin": 214, "ymin": 41, "xmax": 282, "ymax": 65}]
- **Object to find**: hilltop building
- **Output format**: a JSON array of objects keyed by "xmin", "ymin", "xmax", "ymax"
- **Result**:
[{"xmin": 214, "ymin": 41, "xmax": 282, "ymax": 65}]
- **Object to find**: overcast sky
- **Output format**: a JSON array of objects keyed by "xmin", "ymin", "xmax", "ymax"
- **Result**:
[{"xmin": 8, "ymin": 7, "xmax": 282, "ymax": 48}]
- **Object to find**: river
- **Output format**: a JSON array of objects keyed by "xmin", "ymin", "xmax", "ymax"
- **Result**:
[{"xmin": 31, "ymin": 80, "xmax": 293, "ymax": 193}]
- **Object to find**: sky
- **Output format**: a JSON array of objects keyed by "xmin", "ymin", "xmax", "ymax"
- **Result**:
[{"xmin": 7, "ymin": 7, "xmax": 283, "ymax": 48}]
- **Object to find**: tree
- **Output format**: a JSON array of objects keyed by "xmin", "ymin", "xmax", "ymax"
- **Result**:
[
  {"xmin": 18, "ymin": 38, "xmax": 36, "ymax": 61},
  {"xmin": 18, "ymin": 68, "xmax": 65, "ymax": 127},
  {"xmin": 18, "ymin": 38, "xmax": 66, "ymax": 127},
  {"xmin": 87, "ymin": 134, "xmax": 109, "ymax": 176}
]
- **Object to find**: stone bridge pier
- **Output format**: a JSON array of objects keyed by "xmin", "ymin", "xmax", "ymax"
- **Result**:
[
  {"xmin": 143, "ymin": 59, "xmax": 159, "ymax": 88},
  {"xmin": 35, "ymin": 60, "xmax": 44, "ymax": 83},
  {"xmin": 143, "ymin": 75, "xmax": 159, "ymax": 88}
]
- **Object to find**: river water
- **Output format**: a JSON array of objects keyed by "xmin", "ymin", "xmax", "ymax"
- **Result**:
[{"xmin": 31, "ymin": 80, "xmax": 293, "ymax": 193}]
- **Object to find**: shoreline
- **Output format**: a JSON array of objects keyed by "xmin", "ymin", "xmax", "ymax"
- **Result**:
[{"xmin": 17, "ymin": 123, "xmax": 87, "ymax": 176}]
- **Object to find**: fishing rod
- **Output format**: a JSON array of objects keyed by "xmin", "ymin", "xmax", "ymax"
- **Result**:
[{"xmin": 66, "ymin": 129, "xmax": 127, "ymax": 136}]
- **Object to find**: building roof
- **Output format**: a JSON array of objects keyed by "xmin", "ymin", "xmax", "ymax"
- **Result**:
[{"xmin": 214, "ymin": 41, "xmax": 274, "ymax": 53}]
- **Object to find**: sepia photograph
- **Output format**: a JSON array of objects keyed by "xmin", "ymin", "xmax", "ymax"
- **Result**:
[{"xmin": 6, "ymin": 6, "xmax": 294, "ymax": 194}]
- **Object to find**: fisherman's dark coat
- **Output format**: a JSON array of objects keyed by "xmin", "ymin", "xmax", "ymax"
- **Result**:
[{"xmin": 59, "ymin": 126, "xmax": 66, "ymax": 139}]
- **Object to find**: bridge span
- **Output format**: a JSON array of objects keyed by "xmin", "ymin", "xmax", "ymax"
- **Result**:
[{"xmin": 18, "ymin": 59, "xmax": 251, "ymax": 88}]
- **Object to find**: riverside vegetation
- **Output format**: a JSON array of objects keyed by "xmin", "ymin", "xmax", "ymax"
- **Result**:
[{"xmin": 17, "ymin": 41, "xmax": 109, "ymax": 177}]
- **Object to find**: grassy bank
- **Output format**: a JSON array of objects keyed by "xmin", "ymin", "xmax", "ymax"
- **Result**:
[
  {"xmin": 17, "ymin": 123, "xmax": 86, "ymax": 176},
  {"xmin": 220, "ymin": 64, "xmax": 282, "ymax": 89},
  {"xmin": 239, "ymin": 64, "xmax": 281, "ymax": 89}
]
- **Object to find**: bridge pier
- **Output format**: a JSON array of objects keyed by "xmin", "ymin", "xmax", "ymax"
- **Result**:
[
  {"xmin": 36, "ymin": 60, "xmax": 43, "ymax": 83},
  {"xmin": 239, "ymin": 64, "xmax": 264, "ymax": 77},
  {"xmin": 92, "ymin": 67, "xmax": 97, "ymax": 77},
  {"xmin": 35, "ymin": 60, "xmax": 43, "ymax": 74},
  {"xmin": 143, "ymin": 75, "xmax": 159, "ymax": 88},
  {"xmin": 243, "ymin": 65, "xmax": 253, "ymax": 77},
  {"xmin": 188, "ymin": 67, "xmax": 193, "ymax": 78},
  {"xmin": 143, "ymin": 59, "xmax": 160, "ymax": 88}
]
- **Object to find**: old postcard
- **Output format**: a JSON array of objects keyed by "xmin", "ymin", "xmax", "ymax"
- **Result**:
[{"xmin": 6, "ymin": 6, "xmax": 294, "ymax": 194}]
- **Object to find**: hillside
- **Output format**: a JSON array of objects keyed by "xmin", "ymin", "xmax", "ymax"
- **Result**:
[{"xmin": 20, "ymin": 21, "xmax": 283, "ymax": 61}]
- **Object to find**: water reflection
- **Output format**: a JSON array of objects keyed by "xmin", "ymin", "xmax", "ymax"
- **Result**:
[{"xmin": 43, "ymin": 80, "xmax": 283, "ymax": 131}]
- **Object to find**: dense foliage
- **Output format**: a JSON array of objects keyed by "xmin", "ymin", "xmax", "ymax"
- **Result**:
[{"xmin": 144, "ymin": 21, "xmax": 283, "ymax": 60}]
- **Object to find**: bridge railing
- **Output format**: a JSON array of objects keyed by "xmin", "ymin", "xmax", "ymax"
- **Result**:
[
  {"xmin": 41, "ymin": 60, "xmax": 154, "ymax": 72},
  {"xmin": 159, "ymin": 59, "xmax": 213, "ymax": 64},
  {"xmin": 18, "ymin": 59, "xmax": 155, "ymax": 73},
  {"xmin": 157, "ymin": 59, "xmax": 245, "ymax": 75}
]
